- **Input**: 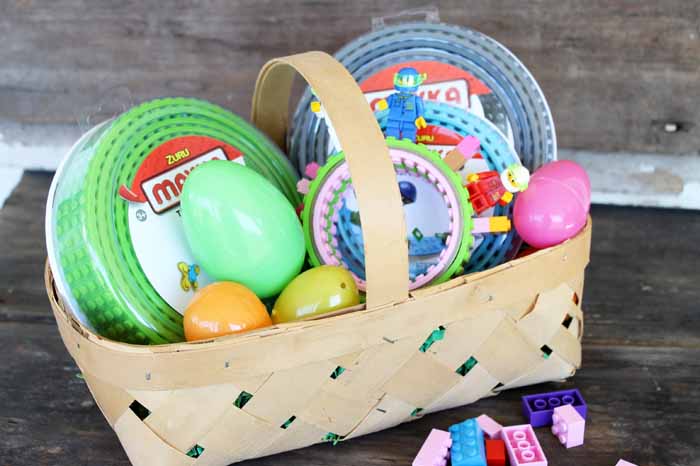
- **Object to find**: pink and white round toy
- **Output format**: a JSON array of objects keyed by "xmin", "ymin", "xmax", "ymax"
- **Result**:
[{"xmin": 513, "ymin": 160, "xmax": 591, "ymax": 249}]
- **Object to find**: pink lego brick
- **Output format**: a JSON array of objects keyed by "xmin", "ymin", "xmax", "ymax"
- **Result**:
[
  {"xmin": 296, "ymin": 178, "xmax": 311, "ymax": 195},
  {"xmin": 502, "ymin": 425, "xmax": 547, "ymax": 466},
  {"xmin": 477, "ymin": 414, "xmax": 503, "ymax": 440},
  {"xmin": 615, "ymin": 461, "xmax": 637, "ymax": 466},
  {"xmin": 304, "ymin": 162, "xmax": 320, "ymax": 179},
  {"xmin": 412, "ymin": 429, "xmax": 452, "ymax": 466},
  {"xmin": 551, "ymin": 404, "xmax": 585, "ymax": 448},
  {"xmin": 471, "ymin": 217, "xmax": 511, "ymax": 234},
  {"xmin": 455, "ymin": 136, "xmax": 481, "ymax": 159}
]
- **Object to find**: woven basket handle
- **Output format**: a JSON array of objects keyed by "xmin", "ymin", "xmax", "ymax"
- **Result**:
[{"xmin": 251, "ymin": 51, "xmax": 409, "ymax": 308}]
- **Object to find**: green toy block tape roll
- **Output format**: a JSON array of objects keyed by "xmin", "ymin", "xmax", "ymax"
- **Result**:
[{"xmin": 52, "ymin": 98, "xmax": 300, "ymax": 345}]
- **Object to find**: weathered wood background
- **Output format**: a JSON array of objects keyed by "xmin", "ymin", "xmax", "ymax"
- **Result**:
[{"xmin": 1, "ymin": 0, "xmax": 699, "ymax": 155}]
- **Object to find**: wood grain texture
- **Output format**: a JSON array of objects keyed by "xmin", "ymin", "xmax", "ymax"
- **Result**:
[
  {"xmin": 2, "ymin": 172, "xmax": 700, "ymax": 466},
  {"xmin": 1, "ymin": 1, "xmax": 699, "ymax": 155}
]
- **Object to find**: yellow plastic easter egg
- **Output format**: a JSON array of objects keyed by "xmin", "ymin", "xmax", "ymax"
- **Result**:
[
  {"xmin": 184, "ymin": 282, "xmax": 272, "ymax": 342},
  {"xmin": 271, "ymin": 266, "xmax": 360, "ymax": 324}
]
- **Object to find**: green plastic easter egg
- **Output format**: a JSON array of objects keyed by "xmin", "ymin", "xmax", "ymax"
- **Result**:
[
  {"xmin": 181, "ymin": 160, "xmax": 305, "ymax": 298},
  {"xmin": 271, "ymin": 266, "xmax": 360, "ymax": 323}
]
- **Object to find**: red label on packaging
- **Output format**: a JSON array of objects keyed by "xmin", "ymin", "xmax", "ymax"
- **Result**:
[
  {"xmin": 416, "ymin": 125, "xmax": 463, "ymax": 146},
  {"xmin": 359, "ymin": 60, "xmax": 501, "ymax": 155},
  {"xmin": 118, "ymin": 136, "xmax": 242, "ymax": 214},
  {"xmin": 360, "ymin": 60, "xmax": 491, "ymax": 112}
]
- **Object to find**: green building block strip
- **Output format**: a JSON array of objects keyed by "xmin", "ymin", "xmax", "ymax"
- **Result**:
[
  {"xmin": 301, "ymin": 138, "xmax": 473, "ymax": 287},
  {"xmin": 54, "ymin": 98, "xmax": 300, "ymax": 345}
]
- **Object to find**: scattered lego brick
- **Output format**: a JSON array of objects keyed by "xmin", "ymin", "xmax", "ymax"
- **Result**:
[
  {"xmin": 449, "ymin": 418, "xmax": 487, "ymax": 466},
  {"xmin": 304, "ymin": 162, "xmax": 320, "ymax": 179},
  {"xmin": 615, "ymin": 461, "xmax": 638, "ymax": 466},
  {"xmin": 502, "ymin": 424, "xmax": 547, "ymax": 466},
  {"xmin": 485, "ymin": 439, "xmax": 506, "ymax": 466},
  {"xmin": 297, "ymin": 178, "xmax": 311, "ymax": 195},
  {"xmin": 471, "ymin": 216, "xmax": 512, "ymax": 234},
  {"xmin": 412, "ymin": 429, "xmax": 452, "ymax": 466},
  {"xmin": 551, "ymin": 404, "xmax": 585, "ymax": 448},
  {"xmin": 476, "ymin": 414, "xmax": 503, "ymax": 439},
  {"xmin": 522, "ymin": 388, "xmax": 587, "ymax": 427}
]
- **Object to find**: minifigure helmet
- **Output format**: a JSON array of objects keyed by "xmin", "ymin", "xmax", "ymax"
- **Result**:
[{"xmin": 393, "ymin": 67, "xmax": 426, "ymax": 93}]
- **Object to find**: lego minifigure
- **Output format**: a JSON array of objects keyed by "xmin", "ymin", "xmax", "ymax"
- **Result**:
[
  {"xmin": 466, "ymin": 163, "xmax": 530, "ymax": 214},
  {"xmin": 376, "ymin": 67, "xmax": 427, "ymax": 142}
]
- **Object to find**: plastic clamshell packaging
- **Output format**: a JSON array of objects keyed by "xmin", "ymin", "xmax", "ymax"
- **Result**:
[{"xmin": 46, "ymin": 98, "xmax": 300, "ymax": 345}]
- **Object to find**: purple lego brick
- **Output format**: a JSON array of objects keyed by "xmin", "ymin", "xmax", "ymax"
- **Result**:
[
  {"xmin": 521, "ymin": 388, "xmax": 587, "ymax": 427},
  {"xmin": 412, "ymin": 429, "xmax": 452, "ymax": 466},
  {"xmin": 551, "ymin": 404, "xmax": 585, "ymax": 448},
  {"xmin": 502, "ymin": 425, "xmax": 547, "ymax": 466}
]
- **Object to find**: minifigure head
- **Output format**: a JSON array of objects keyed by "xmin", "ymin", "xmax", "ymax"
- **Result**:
[
  {"xmin": 500, "ymin": 163, "xmax": 530, "ymax": 193},
  {"xmin": 399, "ymin": 180, "xmax": 417, "ymax": 205},
  {"xmin": 393, "ymin": 67, "xmax": 426, "ymax": 93}
]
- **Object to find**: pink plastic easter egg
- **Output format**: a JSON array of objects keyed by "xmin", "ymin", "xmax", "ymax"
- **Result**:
[{"xmin": 513, "ymin": 161, "xmax": 591, "ymax": 249}]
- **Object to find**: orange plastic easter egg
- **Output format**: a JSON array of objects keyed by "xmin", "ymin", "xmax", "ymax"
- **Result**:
[{"xmin": 183, "ymin": 282, "xmax": 272, "ymax": 342}]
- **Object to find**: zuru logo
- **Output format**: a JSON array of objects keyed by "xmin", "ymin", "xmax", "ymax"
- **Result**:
[
  {"xmin": 142, "ymin": 148, "xmax": 225, "ymax": 213},
  {"xmin": 118, "ymin": 136, "xmax": 243, "ymax": 214}
]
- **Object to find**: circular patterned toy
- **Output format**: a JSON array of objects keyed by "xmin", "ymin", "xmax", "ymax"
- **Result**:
[
  {"xmin": 181, "ymin": 160, "xmax": 305, "ymax": 298},
  {"xmin": 514, "ymin": 161, "xmax": 591, "ymax": 249},
  {"xmin": 271, "ymin": 265, "xmax": 360, "ymax": 324},
  {"xmin": 290, "ymin": 22, "xmax": 556, "ymax": 173},
  {"xmin": 183, "ymin": 282, "xmax": 272, "ymax": 342},
  {"xmin": 376, "ymin": 100, "xmax": 522, "ymax": 273},
  {"xmin": 301, "ymin": 138, "xmax": 473, "ymax": 291},
  {"xmin": 47, "ymin": 98, "xmax": 299, "ymax": 344}
]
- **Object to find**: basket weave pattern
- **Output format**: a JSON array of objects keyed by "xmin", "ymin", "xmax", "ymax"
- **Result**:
[
  {"xmin": 46, "ymin": 52, "xmax": 591, "ymax": 466},
  {"xmin": 47, "ymin": 218, "xmax": 588, "ymax": 466}
]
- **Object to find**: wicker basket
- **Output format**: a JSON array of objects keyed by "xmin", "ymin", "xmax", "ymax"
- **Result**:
[{"xmin": 45, "ymin": 52, "xmax": 591, "ymax": 466}]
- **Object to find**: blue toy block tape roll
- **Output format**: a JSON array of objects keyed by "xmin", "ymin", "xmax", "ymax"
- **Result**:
[
  {"xmin": 377, "ymin": 100, "xmax": 519, "ymax": 273},
  {"xmin": 290, "ymin": 21, "xmax": 556, "ymax": 173}
]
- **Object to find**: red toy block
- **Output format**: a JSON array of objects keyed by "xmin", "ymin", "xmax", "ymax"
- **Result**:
[{"xmin": 485, "ymin": 439, "xmax": 506, "ymax": 466}]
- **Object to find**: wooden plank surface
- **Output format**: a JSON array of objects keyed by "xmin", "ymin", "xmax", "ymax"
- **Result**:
[
  {"xmin": 1, "ymin": 172, "xmax": 699, "ymax": 466},
  {"xmin": 1, "ymin": 1, "xmax": 699, "ymax": 155}
]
